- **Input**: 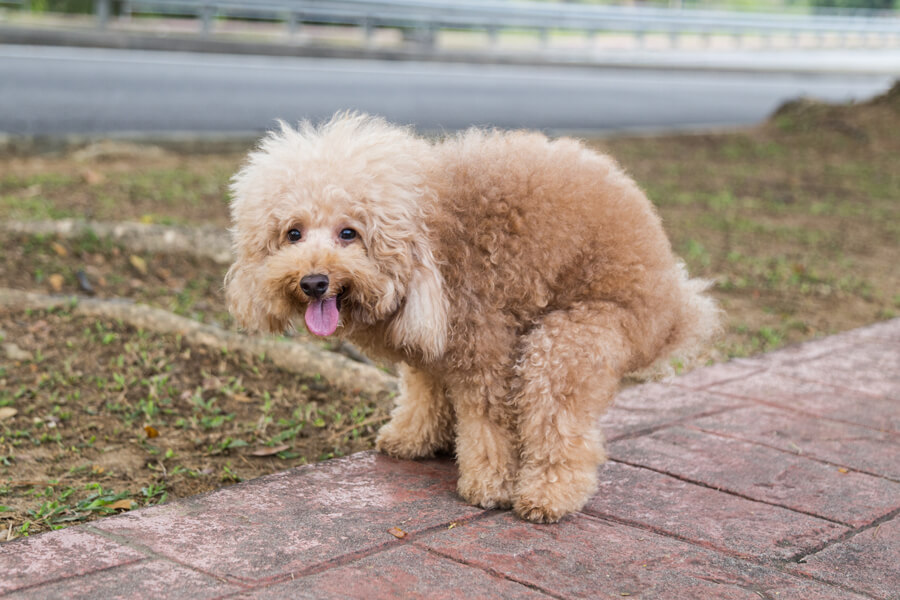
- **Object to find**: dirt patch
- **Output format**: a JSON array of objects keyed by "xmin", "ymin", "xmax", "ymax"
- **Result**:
[
  {"xmin": 0, "ymin": 307, "xmax": 392, "ymax": 539},
  {"xmin": 0, "ymin": 231, "xmax": 361, "ymax": 360},
  {"xmin": 0, "ymin": 231, "xmax": 232, "ymax": 327}
]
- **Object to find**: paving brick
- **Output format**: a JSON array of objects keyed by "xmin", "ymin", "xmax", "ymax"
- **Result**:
[
  {"xmin": 609, "ymin": 426, "xmax": 900, "ymax": 527},
  {"xmin": 790, "ymin": 515, "xmax": 900, "ymax": 600},
  {"xmin": 708, "ymin": 372, "xmax": 900, "ymax": 434},
  {"xmin": 666, "ymin": 360, "xmax": 765, "ymax": 390},
  {"xmin": 92, "ymin": 452, "xmax": 482, "ymax": 583},
  {"xmin": 418, "ymin": 512, "xmax": 864, "ymax": 600},
  {"xmin": 235, "ymin": 544, "xmax": 550, "ymax": 599},
  {"xmin": 774, "ymin": 343, "xmax": 900, "ymax": 401},
  {"xmin": 0, "ymin": 528, "xmax": 144, "ymax": 594},
  {"xmin": 601, "ymin": 383, "xmax": 745, "ymax": 440},
  {"xmin": 5, "ymin": 558, "xmax": 243, "ymax": 600},
  {"xmin": 586, "ymin": 461, "xmax": 849, "ymax": 561},
  {"xmin": 690, "ymin": 405, "xmax": 900, "ymax": 480}
]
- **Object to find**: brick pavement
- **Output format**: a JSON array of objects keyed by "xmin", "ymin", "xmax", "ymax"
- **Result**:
[{"xmin": 2, "ymin": 319, "xmax": 898, "ymax": 599}]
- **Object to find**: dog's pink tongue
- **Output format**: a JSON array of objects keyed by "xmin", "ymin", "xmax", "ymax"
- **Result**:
[{"xmin": 304, "ymin": 296, "xmax": 340, "ymax": 337}]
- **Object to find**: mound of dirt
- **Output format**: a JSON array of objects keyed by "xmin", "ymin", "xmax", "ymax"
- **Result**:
[
  {"xmin": 766, "ymin": 79, "xmax": 899, "ymax": 142},
  {"xmin": 870, "ymin": 79, "xmax": 900, "ymax": 110}
]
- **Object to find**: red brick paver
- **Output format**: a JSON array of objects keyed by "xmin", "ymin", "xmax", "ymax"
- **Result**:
[
  {"xmin": 789, "ymin": 514, "xmax": 900, "ymax": 600},
  {"xmin": 1, "ymin": 318, "xmax": 898, "ymax": 599},
  {"xmin": 586, "ymin": 461, "xmax": 849, "ymax": 561}
]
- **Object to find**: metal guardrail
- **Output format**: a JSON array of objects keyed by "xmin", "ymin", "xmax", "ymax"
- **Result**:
[{"xmin": 52, "ymin": 0, "xmax": 900, "ymax": 49}]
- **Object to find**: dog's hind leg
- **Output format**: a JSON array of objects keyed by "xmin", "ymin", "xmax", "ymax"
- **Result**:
[
  {"xmin": 376, "ymin": 365, "xmax": 455, "ymax": 459},
  {"xmin": 512, "ymin": 301, "xmax": 635, "ymax": 523}
]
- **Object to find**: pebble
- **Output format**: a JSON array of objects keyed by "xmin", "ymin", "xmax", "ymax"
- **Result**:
[{"xmin": 2, "ymin": 343, "xmax": 33, "ymax": 362}]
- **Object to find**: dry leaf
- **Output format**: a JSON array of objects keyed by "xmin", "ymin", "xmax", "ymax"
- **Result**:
[
  {"xmin": 233, "ymin": 393, "xmax": 253, "ymax": 403},
  {"xmin": 48, "ymin": 273, "xmax": 64, "ymax": 292},
  {"xmin": 387, "ymin": 527, "xmax": 407, "ymax": 539},
  {"xmin": 0, "ymin": 407, "xmax": 18, "ymax": 421},
  {"xmin": 82, "ymin": 169, "xmax": 106, "ymax": 185},
  {"xmin": 250, "ymin": 444, "xmax": 290, "ymax": 457},
  {"xmin": 129, "ymin": 255, "xmax": 148, "ymax": 276},
  {"xmin": 50, "ymin": 242, "xmax": 68, "ymax": 257},
  {"xmin": 108, "ymin": 499, "xmax": 135, "ymax": 511},
  {"xmin": 144, "ymin": 425, "xmax": 159, "ymax": 438},
  {"xmin": 837, "ymin": 467, "xmax": 849, "ymax": 474}
]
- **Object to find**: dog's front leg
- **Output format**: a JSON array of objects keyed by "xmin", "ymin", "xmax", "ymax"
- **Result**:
[
  {"xmin": 450, "ymin": 370, "xmax": 519, "ymax": 510},
  {"xmin": 376, "ymin": 365, "xmax": 454, "ymax": 459}
]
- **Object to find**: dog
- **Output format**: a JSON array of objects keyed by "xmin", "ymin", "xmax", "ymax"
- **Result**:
[{"xmin": 225, "ymin": 113, "xmax": 720, "ymax": 523}]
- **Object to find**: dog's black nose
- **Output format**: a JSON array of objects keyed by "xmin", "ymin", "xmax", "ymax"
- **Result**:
[{"xmin": 300, "ymin": 274, "xmax": 329, "ymax": 299}]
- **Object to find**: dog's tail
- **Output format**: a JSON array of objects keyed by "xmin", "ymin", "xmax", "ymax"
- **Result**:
[{"xmin": 630, "ymin": 262, "xmax": 723, "ymax": 381}]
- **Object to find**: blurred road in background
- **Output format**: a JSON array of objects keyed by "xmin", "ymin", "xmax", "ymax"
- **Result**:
[{"xmin": 0, "ymin": 44, "xmax": 893, "ymax": 136}]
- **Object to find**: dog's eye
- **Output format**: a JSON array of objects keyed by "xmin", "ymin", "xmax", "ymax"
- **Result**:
[
  {"xmin": 339, "ymin": 228, "xmax": 357, "ymax": 241},
  {"xmin": 287, "ymin": 229, "xmax": 302, "ymax": 243}
]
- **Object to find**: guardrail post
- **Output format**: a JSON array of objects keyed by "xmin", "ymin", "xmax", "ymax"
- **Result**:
[
  {"xmin": 363, "ymin": 16, "xmax": 374, "ymax": 46},
  {"xmin": 487, "ymin": 24, "xmax": 499, "ymax": 47},
  {"xmin": 94, "ymin": 0, "xmax": 110, "ymax": 30},
  {"xmin": 200, "ymin": 3, "xmax": 214, "ymax": 36},
  {"xmin": 287, "ymin": 12, "xmax": 300, "ymax": 38}
]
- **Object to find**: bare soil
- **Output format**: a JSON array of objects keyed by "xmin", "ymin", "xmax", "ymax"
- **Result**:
[{"xmin": 1, "ymin": 83, "xmax": 898, "ymax": 540}]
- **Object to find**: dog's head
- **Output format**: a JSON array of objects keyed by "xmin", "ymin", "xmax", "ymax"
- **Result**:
[{"xmin": 225, "ymin": 113, "xmax": 448, "ymax": 361}]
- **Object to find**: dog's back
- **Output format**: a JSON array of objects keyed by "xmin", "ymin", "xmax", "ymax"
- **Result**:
[{"xmin": 430, "ymin": 128, "xmax": 720, "ymax": 375}]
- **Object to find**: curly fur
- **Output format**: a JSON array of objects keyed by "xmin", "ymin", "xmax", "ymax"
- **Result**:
[{"xmin": 227, "ymin": 112, "xmax": 721, "ymax": 523}]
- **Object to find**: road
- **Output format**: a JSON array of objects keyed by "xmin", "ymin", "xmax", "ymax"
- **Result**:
[{"xmin": 0, "ymin": 44, "xmax": 893, "ymax": 136}]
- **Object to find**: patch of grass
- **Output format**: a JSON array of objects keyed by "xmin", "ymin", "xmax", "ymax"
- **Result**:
[
  {"xmin": 0, "ymin": 154, "xmax": 239, "ymax": 226},
  {"xmin": 0, "ymin": 308, "xmax": 389, "ymax": 541},
  {"xmin": 598, "ymin": 89, "xmax": 900, "ymax": 358}
]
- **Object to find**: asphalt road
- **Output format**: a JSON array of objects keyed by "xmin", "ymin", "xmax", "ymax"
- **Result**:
[{"xmin": 0, "ymin": 44, "xmax": 893, "ymax": 136}]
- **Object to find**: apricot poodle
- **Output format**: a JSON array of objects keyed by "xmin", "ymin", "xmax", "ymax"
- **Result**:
[{"xmin": 226, "ymin": 113, "xmax": 720, "ymax": 523}]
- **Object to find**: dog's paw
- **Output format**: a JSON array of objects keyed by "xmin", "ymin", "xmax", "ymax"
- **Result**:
[
  {"xmin": 457, "ymin": 472, "xmax": 515, "ymax": 510},
  {"xmin": 513, "ymin": 466, "xmax": 596, "ymax": 523},
  {"xmin": 513, "ymin": 496, "xmax": 571, "ymax": 524},
  {"xmin": 375, "ymin": 423, "xmax": 438, "ymax": 460}
]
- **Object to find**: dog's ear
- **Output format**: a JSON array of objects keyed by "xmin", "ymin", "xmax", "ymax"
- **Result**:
[
  {"xmin": 388, "ymin": 243, "xmax": 448, "ymax": 362},
  {"xmin": 224, "ymin": 258, "xmax": 292, "ymax": 334}
]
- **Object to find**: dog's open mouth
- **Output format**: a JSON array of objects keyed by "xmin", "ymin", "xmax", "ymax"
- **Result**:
[{"xmin": 304, "ymin": 288, "xmax": 345, "ymax": 337}]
